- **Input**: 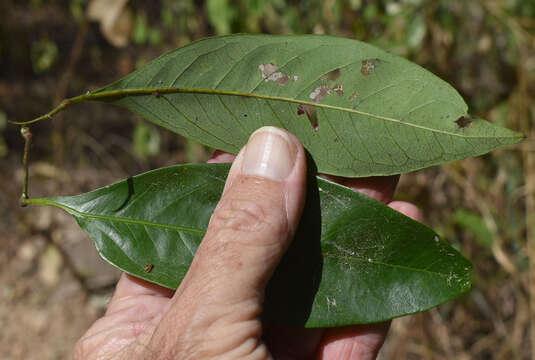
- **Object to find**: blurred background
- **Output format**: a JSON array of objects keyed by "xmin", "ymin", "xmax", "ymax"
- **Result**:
[{"xmin": 0, "ymin": 0, "xmax": 533, "ymax": 358}]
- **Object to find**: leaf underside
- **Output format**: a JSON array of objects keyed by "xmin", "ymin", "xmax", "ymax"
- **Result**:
[
  {"xmin": 92, "ymin": 34, "xmax": 522, "ymax": 177},
  {"xmin": 31, "ymin": 163, "xmax": 472, "ymax": 327}
]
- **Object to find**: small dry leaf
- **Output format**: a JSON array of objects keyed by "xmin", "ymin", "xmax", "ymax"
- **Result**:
[
  {"xmin": 38, "ymin": 245, "xmax": 63, "ymax": 287},
  {"xmin": 87, "ymin": 0, "xmax": 133, "ymax": 48}
]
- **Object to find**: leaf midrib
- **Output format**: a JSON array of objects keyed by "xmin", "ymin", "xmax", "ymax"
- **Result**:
[
  {"xmin": 24, "ymin": 197, "xmax": 206, "ymax": 234},
  {"xmin": 89, "ymin": 87, "xmax": 522, "ymax": 140},
  {"xmin": 323, "ymin": 251, "xmax": 467, "ymax": 280}
]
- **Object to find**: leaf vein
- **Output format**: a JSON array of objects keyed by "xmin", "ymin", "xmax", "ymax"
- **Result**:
[
  {"xmin": 217, "ymin": 94, "xmax": 249, "ymax": 136},
  {"xmin": 33, "ymin": 198, "xmax": 206, "ymax": 234},
  {"xmin": 169, "ymin": 42, "xmax": 231, "ymax": 87},
  {"xmin": 159, "ymin": 95, "xmax": 237, "ymax": 150},
  {"xmin": 213, "ymin": 42, "xmax": 277, "ymax": 89},
  {"xmin": 324, "ymin": 252, "xmax": 461, "ymax": 279},
  {"xmin": 85, "ymin": 88, "xmax": 522, "ymax": 140}
]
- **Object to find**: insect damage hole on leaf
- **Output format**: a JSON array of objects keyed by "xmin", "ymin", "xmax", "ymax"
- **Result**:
[
  {"xmin": 309, "ymin": 83, "xmax": 344, "ymax": 103},
  {"xmin": 455, "ymin": 115, "xmax": 473, "ymax": 129},
  {"xmin": 300, "ymin": 82, "xmax": 345, "ymax": 132},
  {"xmin": 361, "ymin": 58, "xmax": 380, "ymax": 76},
  {"xmin": 258, "ymin": 63, "xmax": 293, "ymax": 85},
  {"xmin": 298, "ymin": 104, "xmax": 319, "ymax": 131},
  {"xmin": 309, "ymin": 85, "xmax": 330, "ymax": 103},
  {"xmin": 323, "ymin": 68, "xmax": 341, "ymax": 81}
]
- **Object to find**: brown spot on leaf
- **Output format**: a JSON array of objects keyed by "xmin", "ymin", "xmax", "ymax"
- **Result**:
[
  {"xmin": 297, "ymin": 104, "xmax": 319, "ymax": 131},
  {"xmin": 455, "ymin": 115, "xmax": 473, "ymax": 129},
  {"xmin": 259, "ymin": 62, "xmax": 277, "ymax": 78},
  {"xmin": 361, "ymin": 58, "xmax": 380, "ymax": 76},
  {"xmin": 144, "ymin": 264, "xmax": 154, "ymax": 273},
  {"xmin": 309, "ymin": 83, "xmax": 344, "ymax": 103},
  {"xmin": 259, "ymin": 63, "xmax": 290, "ymax": 85},
  {"xmin": 332, "ymin": 83, "xmax": 344, "ymax": 97},
  {"xmin": 309, "ymin": 84, "xmax": 330, "ymax": 103},
  {"xmin": 349, "ymin": 92, "xmax": 358, "ymax": 101},
  {"xmin": 323, "ymin": 68, "xmax": 341, "ymax": 81}
]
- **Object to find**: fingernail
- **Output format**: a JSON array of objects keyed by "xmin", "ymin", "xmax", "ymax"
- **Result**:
[{"xmin": 242, "ymin": 127, "xmax": 297, "ymax": 181}]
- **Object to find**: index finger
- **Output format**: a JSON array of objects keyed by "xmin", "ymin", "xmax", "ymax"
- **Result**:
[{"xmin": 323, "ymin": 174, "xmax": 400, "ymax": 204}]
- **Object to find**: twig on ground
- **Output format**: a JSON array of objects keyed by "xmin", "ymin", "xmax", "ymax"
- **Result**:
[{"xmin": 52, "ymin": 20, "xmax": 89, "ymax": 166}]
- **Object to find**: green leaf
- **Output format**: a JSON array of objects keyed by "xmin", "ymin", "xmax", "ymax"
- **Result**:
[
  {"xmin": 454, "ymin": 208, "xmax": 494, "ymax": 248},
  {"xmin": 27, "ymin": 163, "xmax": 472, "ymax": 326},
  {"xmin": 84, "ymin": 34, "xmax": 522, "ymax": 177},
  {"xmin": 133, "ymin": 121, "xmax": 161, "ymax": 158},
  {"xmin": 206, "ymin": 0, "xmax": 237, "ymax": 35}
]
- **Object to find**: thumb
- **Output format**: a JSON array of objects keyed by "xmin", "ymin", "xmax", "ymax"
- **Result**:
[
  {"xmin": 199, "ymin": 126, "xmax": 307, "ymax": 295},
  {"xmin": 194, "ymin": 126, "xmax": 306, "ymax": 297},
  {"xmin": 150, "ymin": 127, "xmax": 307, "ymax": 357}
]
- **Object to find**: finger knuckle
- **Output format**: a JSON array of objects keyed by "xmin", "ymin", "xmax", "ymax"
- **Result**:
[{"xmin": 211, "ymin": 198, "xmax": 283, "ymax": 235}]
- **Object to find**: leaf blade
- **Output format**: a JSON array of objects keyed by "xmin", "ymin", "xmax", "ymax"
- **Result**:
[{"xmin": 90, "ymin": 34, "xmax": 522, "ymax": 176}]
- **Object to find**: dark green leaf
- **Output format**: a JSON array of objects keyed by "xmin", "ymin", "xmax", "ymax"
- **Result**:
[
  {"xmin": 28, "ymin": 163, "xmax": 472, "ymax": 326},
  {"xmin": 89, "ymin": 34, "xmax": 522, "ymax": 177}
]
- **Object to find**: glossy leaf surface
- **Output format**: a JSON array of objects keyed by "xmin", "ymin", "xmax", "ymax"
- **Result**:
[
  {"xmin": 29, "ymin": 163, "xmax": 472, "ymax": 326},
  {"xmin": 92, "ymin": 34, "xmax": 522, "ymax": 177}
]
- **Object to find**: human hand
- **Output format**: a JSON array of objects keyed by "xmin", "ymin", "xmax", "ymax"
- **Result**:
[{"xmin": 75, "ymin": 126, "xmax": 422, "ymax": 359}]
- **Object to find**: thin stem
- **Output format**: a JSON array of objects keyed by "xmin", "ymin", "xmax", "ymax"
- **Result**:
[
  {"xmin": 10, "ymin": 98, "xmax": 77, "ymax": 125},
  {"xmin": 8, "ymin": 87, "xmax": 329, "ymax": 126},
  {"xmin": 52, "ymin": 19, "xmax": 89, "ymax": 167},
  {"xmin": 21, "ymin": 126, "xmax": 32, "ymax": 206}
]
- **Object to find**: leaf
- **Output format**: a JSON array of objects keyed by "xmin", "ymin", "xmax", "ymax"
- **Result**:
[
  {"xmin": 84, "ymin": 34, "xmax": 523, "ymax": 177},
  {"xmin": 206, "ymin": 0, "xmax": 237, "ymax": 35},
  {"xmin": 133, "ymin": 121, "xmax": 161, "ymax": 158},
  {"xmin": 27, "ymin": 163, "xmax": 472, "ymax": 326},
  {"xmin": 454, "ymin": 208, "xmax": 494, "ymax": 248}
]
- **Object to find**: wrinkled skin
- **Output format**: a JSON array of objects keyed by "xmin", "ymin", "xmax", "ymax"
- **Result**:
[{"xmin": 75, "ymin": 128, "xmax": 422, "ymax": 360}]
